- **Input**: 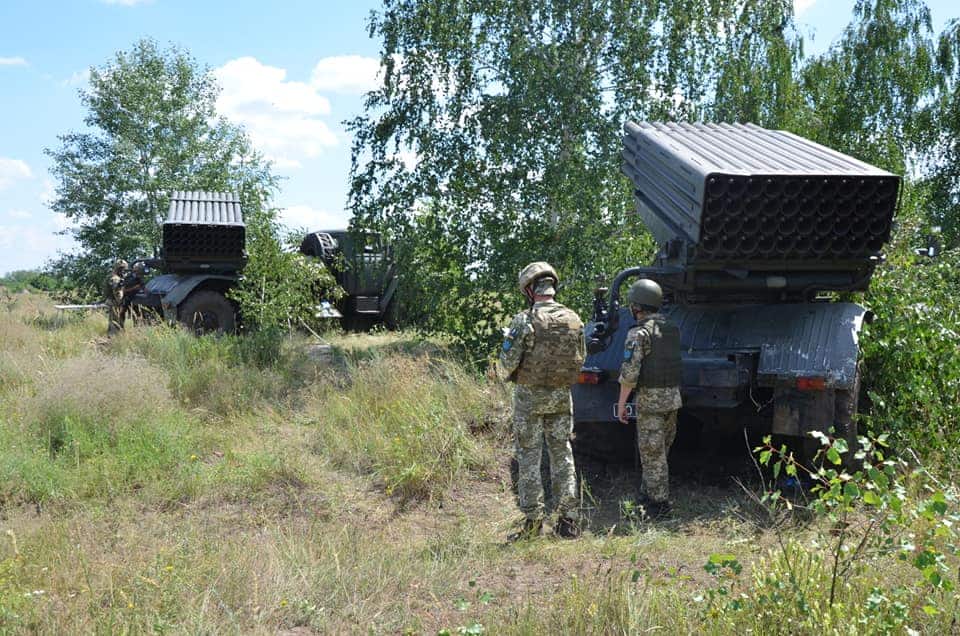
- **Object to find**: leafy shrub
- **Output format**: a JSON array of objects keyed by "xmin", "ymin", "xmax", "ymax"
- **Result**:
[
  {"xmin": 861, "ymin": 248, "xmax": 960, "ymax": 460},
  {"xmin": 722, "ymin": 432, "xmax": 960, "ymax": 633},
  {"xmin": 229, "ymin": 215, "xmax": 342, "ymax": 334}
]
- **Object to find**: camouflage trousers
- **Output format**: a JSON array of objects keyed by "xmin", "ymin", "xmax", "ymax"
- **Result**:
[
  {"xmin": 106, "ymin": 300, "xmax": 124, "ymax": 335},
  {"xmin": 513, "ymin": 411, "xmax": 579, "ymax": 522},
  {"xmin": 636, "ymin": 409, "xmax": 678, "ymax": 503}
]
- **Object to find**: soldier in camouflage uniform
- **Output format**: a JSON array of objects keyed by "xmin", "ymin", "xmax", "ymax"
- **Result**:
[
  {"xmin": 493, "ymin": 262, "xmax": 585, "ymax": 540},
  {"xmin": 104, "ymin": 259, "xmax": 127, "ymax": 336},
  {"xmin": 616, "ymin": 279, "xmax": 682, "ymax": 518},
  {"xmin": 120, "ymin": 261, "xmax": 147, "ymax": 326}
]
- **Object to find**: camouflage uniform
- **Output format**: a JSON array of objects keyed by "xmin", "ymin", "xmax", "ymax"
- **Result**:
[
  {"xmin": 498, "ymin": 298, "xmax": 584, "ymax": 523},
  {"xmin": 620, "ymin": 319, "xmax": 682, "ymax": 503},
  {"xmin": 104, "ymin": 271, "xmax": 125, "ymax": 335}
]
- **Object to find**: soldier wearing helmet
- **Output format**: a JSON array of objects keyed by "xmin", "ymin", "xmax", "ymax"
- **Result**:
[
  {"xmin": 492, "ymin": 261, "xmax": 585, "ymax": 540},
  {"xmin": 616, "ymin": 278, "xmax": 682, "ymax": 518},
  {"xmin": 104, "ymin": 259, "xmax": 128, "ymax": 335}
]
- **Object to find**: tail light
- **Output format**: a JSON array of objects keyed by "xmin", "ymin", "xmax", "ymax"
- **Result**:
[
  {"xmin": 796, "ymin": 376, "xmax": 826, "ymax": 391},
  {"xmin": 578, "ymin": 370, "xmax": 605, "ymax": 384}
]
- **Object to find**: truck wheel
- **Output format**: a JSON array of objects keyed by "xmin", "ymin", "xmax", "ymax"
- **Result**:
[{"xmin": 178, "ymin": 290, "xmax": 236, "ymax": 335}]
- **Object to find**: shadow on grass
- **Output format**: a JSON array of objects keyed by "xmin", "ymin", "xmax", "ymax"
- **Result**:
[{"xmin": 508, "ymin": 426, "xmax": 771, "ymax": 536}]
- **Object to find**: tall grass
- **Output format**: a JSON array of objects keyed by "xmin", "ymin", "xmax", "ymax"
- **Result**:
[
  {"xmin": 308, "ymin": 354, "xmax": 501, "ymax": 502},
  {"xmin": 110, "ymin": 326, "xmax": 317, "ymax": 416}
]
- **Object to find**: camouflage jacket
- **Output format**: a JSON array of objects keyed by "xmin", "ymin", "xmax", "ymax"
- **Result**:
[
  {"xmin": 497, "ymin": 300, "xmax": 578, "ymax": 415},
  {"xmin": 104, "ymin": 274, "xmax": 124, "ymax": 304},
  {"xmin": 619, "ymin": 323, "xmax": 682, "ymax": 413}
]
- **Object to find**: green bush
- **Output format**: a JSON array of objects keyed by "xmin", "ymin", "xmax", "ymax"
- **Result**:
[
  {"xmin": 861, "ymin": 248, "xmax": 960, "ymax": 460},
  {"xmin": 229, "ymin": 215, "xmax": 342, "ymax": 334}
]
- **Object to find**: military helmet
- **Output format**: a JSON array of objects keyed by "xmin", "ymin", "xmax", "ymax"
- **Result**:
[
  {"xmin": 132, "ymin": 261, "xmax": 146, "ymax": 275},
  {"xmin": 113, "ymin": 259, "xmax": 128, "ymax": 273},
  {"xmin": 627, "ymin": 279, "xmax": 663, "ymax": 310},
  {"xmin": 518, "ymin": 261, "xmax": 558, "ymax": 293}
]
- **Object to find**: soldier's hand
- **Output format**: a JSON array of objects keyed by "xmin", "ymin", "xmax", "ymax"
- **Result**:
[{"xmin": 617, "ymin": 402, "xmax": 629, "ymax": 425}]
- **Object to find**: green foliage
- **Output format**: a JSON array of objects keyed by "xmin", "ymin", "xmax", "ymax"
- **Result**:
[
  {"xmin": 922, "ymin": 18, "xmax": 960, "ymax": 245},
  {"xmin": 229, "ymin": 217, "xmax": 342, "ymax": 334},
  {"xmin": 735, "ymin": 432, "xmax": 960, "ymax": 631},
  {"xmin": 860, "ymin": 233, "xmax": 960, "ymax": 460},
  {"xmin": 349, "ymin": 0, "xmax": 956, "ymax": 363},
  {"xmin": 350, "ymin": 0, "xmax": 804, "ymax": 354},
  {"xmin": 0, "ymin": 270, "xmax": 71, "ymax": 295},
  {"xmin": 798, "ymin": 0, "xmax": 937, "ymax": 174},
  {"xmin": 109, "ymin": 324, "xmax": 314, "ymax": 414},
  {"xmin": 45, "ymin": 38, "xmax": 278, "ymax": 296}
]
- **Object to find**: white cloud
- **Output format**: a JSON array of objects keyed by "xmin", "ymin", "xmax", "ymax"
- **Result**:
[
  {"xmin": 794, "ymin": 0, "xmax": 817, "ymax": 16},
  {"xmin": 278, "ymin": 205, "xmax": 351, "ymax": 232},
  {"xmin": 214, "ymin": 57, "xmax": 338, "ymax": 167},
  {"xmin": 100, "ymin": 0, "xmax": 152, "ymax": 6},
  {"xmin": 310, "ymin": 55, "xmax": 381, "ymax": 94},
  {"xmin": 7, "ymin": 209, "xmax": 31, "ymax": 220},
  {"xmin": 0, "ymin": 222, "xmax": 75, "ymax": 273},
  {"xmin": 0, "ymin": 158, "xmax": 32, "ymax": 190},
  {"xmin": 0, "ymin": 56, "xmax": 28, "ymax": 67},
  {"xmin": 63, "ymin": 68, "xmax": 90, "ymax": 87}
]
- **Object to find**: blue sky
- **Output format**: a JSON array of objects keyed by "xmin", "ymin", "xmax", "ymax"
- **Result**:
[{"xmin": 0, "ymin": 0, "xmax": 957, "ymax": 275}]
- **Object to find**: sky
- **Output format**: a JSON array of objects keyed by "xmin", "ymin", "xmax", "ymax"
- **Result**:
[{"xmin": 0, "ymin": 0, "xmax": 957, "ymax": 275}]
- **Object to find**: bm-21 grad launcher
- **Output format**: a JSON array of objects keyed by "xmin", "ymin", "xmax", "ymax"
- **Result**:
[
  {"xmin": 131, "ymin": 191, "xmax": 247, "ymax": 333},
  {"xmin": 574, "ymin": 122, "xmax": 899, "ymax": 460}
]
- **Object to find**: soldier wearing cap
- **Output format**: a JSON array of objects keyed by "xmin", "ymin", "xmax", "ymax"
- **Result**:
[
  {"xmin": 492, "ymin": 262, "xmax": 585, "ymax": 540},
  {"xmin": 104, "ymin": 259, "xmax": 128, "ymax": 335},
  {"xmin": 616, "ymin": 279, "xmax": 683, "ymax": 518}
]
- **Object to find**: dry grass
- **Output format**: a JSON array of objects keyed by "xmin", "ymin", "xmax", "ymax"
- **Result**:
[{"xmin": 0, "ymin": 291, "xmax": 955, "ymax": 634}]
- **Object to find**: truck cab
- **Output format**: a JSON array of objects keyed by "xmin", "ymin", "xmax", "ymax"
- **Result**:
[{"xmin": 299, "ymin": 229, "xmax": 398, "ymax": 329}]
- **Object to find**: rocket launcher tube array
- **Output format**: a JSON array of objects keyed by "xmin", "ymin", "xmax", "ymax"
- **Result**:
[{"xmin": 621, "ymin": 121, "xmax": 900, "ymax": 263}]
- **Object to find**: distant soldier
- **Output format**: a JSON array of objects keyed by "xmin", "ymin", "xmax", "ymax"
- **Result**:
[
  {"xmin": 616, "ymin": 279, "xmax": 682, "ymax": 518},
  {"xmin": 492, "ymin": 262, "xmax": 585, "ymax": 540},
  {"xmin": 120, "ymin": 261, "xmax": 147, "ymax": 325},
  {"xmin": 103, "ymin": 259, "xmax": 127, "ymax": 335}
]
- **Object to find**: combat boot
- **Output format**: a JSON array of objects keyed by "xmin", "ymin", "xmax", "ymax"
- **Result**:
[
  {"xmin": 508, "ymin": 517, "xmax": 543, "ymax": 542},
  {"xmin": 554, "ymin": 516, "xmax": 581, "ymax": 539}
]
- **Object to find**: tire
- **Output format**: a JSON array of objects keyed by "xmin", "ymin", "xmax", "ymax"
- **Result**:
[{"xmin": 178, "ymin": 290, "xmax": 236, "ymax": 335}]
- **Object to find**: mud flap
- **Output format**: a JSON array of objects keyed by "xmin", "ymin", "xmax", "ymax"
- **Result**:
[{"xmin": 771, "ymin": 386, "xmax": 836, "ymax": 437}]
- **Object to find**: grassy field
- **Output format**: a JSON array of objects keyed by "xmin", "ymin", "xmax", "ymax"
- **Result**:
[{"xmin": 0, "ymin": 291, "xmax": 956, "ymax": 634}]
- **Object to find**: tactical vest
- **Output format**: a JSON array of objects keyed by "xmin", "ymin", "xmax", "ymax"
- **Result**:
[
  {"xmin": 638, "ymin": 315, "xmax": 682, "ymax": 388},
  {"xmin": 515, "ymin": 303, "xmax": 584, "ymax": 388}
]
